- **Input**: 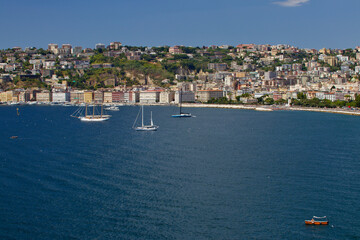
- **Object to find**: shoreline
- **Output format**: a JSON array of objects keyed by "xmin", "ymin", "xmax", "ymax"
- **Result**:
[
  {"xmin": 180, "ymin": 103, "xmax": 360, "ymax": 116},
  {"xmin": 2, "ymin": 102, "xmax": 360, "ymax": 116}
]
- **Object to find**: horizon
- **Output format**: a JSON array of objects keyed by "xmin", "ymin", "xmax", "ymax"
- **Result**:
[
  {"xmin": 4, "ymin": 42, "xmax": 360, "ymax": 51},
  {"xmin": 1, "ymin": 0, "xmax": 360, "ymax": 50}
]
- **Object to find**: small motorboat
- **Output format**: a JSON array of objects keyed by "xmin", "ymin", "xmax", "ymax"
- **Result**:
[
  {"xmin": 305, "ymin": 216, "xmax": 329, "ymax": 225},
  {"xmin": 105, "ymin": 106, "xmax": 120, "ymax": 111},
  {"xmin": 10, "ymin": 136, "xmax": 18, "ymax": 139}
]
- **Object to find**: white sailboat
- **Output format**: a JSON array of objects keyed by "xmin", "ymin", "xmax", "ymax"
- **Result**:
[
  {"xmin": 71, "ymin": 103, "xmax": 111, "ymax": 121},
  {"xmin": 172, "ymin": 89, "xmax": 192, "ymax": 118},
  {"xmin": 133, "ymin": 105, "xmax": 159, "ymax": 131}
]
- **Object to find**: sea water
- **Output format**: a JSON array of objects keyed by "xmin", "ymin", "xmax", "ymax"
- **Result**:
[{"xmin": 0, "ymin": 106, "xmax": 359, "ymax": 239}]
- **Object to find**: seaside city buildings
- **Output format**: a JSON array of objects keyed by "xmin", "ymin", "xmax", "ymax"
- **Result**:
[{"xmin": 1, "ymin": 42, "xmax": 360, "ymax": 105}]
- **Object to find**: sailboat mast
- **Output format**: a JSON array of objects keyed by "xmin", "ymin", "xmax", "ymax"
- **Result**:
[
  {"xmin": 141, "ymin": 105, "xmax": 144, "ymax": 127},
  {"xmin": 179, "ymin": 89, "xmax": 182, "ymax": 114},
  {"xmin": 92, "ymin": 103, "xmax": 95, "ymax": 117},
  {"xmin": 151, "ymin": 111, "xmax": 153, "ymax": 126}
]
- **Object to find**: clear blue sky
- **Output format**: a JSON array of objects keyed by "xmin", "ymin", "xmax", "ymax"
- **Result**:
[{"xmin": 0, "ymin": 0, "xmax": 359, "ymax": 50}]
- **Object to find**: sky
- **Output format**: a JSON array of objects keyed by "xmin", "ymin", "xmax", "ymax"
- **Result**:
[{"xmin": 0, "ymin": 0, "xmax": 359, "ymax": 50}]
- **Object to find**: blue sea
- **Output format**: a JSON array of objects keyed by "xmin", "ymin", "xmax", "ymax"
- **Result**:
[{"xmin": 0, "ymin": 105, "xmax": 359, "ymax": 239}]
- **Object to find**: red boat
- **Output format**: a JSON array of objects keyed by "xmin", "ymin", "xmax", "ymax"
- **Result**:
[{"xmin": 305, "ymin": 216, "xmax": 329, "ymax": 225}]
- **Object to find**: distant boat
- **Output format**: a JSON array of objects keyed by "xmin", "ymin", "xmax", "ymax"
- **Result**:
[
  {"xmin": 133, "ymin": 105, "xmax": 158, "ymax": 131},
  {"xmin": 105, "ymin": 106, "xmax": 120, "ymax": 111},
  {"xmin": 10, "ymin": 136, "xmax": 18, "ymax": 139},
  {"xmin": 8, "ymin": 102, "xmax": 19, "ymax": 105},
  {"xmin": 71, "ymin": 103, "xmax": 111, "ymax": 122},
  {"xmin": 172, "ymin": 89, "xmax": 192, "ymax": 118},
  {"xmin": 305, "ymin": 216, "xmax": 329, "ymax": 225}
]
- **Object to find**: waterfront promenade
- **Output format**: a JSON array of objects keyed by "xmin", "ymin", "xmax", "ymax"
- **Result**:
[{"xmin": 180, "ymin": 103, "xmax": 360, "ymax": 116}]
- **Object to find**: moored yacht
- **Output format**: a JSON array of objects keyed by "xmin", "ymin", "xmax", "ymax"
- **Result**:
[
  {"xmin": 71, "ymin": 103, "xmax": 111, "ymax": 121},
  {"xmin": 133, "ymin": 105, "xmax": 158, "ymax": 131}
]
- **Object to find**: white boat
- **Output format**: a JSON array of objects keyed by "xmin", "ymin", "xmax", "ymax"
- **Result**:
[
  {"xmin": 71, "ymin": 103, "xmax": 111, "ymax": 121},
  {"xmin": 8, "ymin": 102, "xmax": 19, "ymax": 105},
  {"xmin": 255, "ymin": 107, "xmax": 273, "ymax": 112},
  {"xmin": 133, "ymin": 106, "xmax": 158, "ymax": 131},
  {"xmin": 79, "ymin": 116, "xmax": 110, "ymax": 121},
  {"xmin": 105, "ymin": 106, "xmax": 120, "ymax": 111}
]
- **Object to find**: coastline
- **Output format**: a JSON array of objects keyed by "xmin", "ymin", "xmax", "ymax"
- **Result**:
[
  {"xmin": 2, "ymin": 102, "xmax": 360, "ymax": 116},
  {"xmin": 180, "ymin": 103, "xmax": 360, "ymax": 116}
]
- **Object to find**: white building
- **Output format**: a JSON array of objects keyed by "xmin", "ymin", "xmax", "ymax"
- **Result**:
[
  {"xmin": 72, "ymin": 46, "xmax": 82, "ymax": 55},
  {"xmin": 175, "ymin": 91, "xmax": 195, "ymax": 103},
  {"xmin": 52, "ymin": 92, "xmax": 70, "ymax": 102},
  {"xmin": 48, "ymin": 43, "xmax": 59, "ymax": 54},
  {"xmin": 44, "ymin": 61, "xmax": 56, "ymax": 69},
  {"xmin": 160, "ymin": 91, "xmax": 175, "ymax": 103},
  {"xmin": 95, "ymin": 43, "xmax": 105, "ymax": 49},
  {"xmin": 139, "ymin": 91, "xmax": 160, "ymax": 104},
  {"xmin": 337, "ymin": 55, "xmax": 349, "ymax": 62},
  {"xmin": 324, "ymin": 93, "xmax": 336, "ymax": 101},
  {"xmin": 315, "ymin": 92, "xmax": 325, "ymax": 100}
]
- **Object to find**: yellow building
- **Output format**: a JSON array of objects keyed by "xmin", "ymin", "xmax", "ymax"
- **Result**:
[
  {"xmin": 7, "ymin": 91, "xmax": 14, "ymax": 102},
  {"xmin": 83, "ymin": 91, "xmax": 93, "ymax": 103},
  {"xmin": 36, "ymin": 91, "xmax": 51, "ymax": 102},
  {"xmin": 235, "ymin": 72, "xmax": 247, "ymax": 78},
  {"xmin": 319, "ymin": 48, "xmax": 331, "ymax": 55},
  {"xmin": 12, "ymin": 95, "xmax": 18, "ymax": 102},
  {"xmin": 197, "ymin": 90, "xmax": 223, "ymax": 102},
  {"xmin": 103, "ymin": 92, "xmax": 112, "ymax": 103},
  {"xmin": 324, "ymin": 56, "xmax": 338, "ymax": 66},
  {"xmin": 271, "ymin": 49, "xmax": 278, "ymax": 56},
  {"xmin": 0, "ymin": 92, "xmax": 7, "ymax": 102}
]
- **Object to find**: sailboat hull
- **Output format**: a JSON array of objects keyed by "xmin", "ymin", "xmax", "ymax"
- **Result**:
[
  {"xmin": 80, "ymin": 116, "xmax": 110, "ymax": 121},
  {"xmin": 171, "ymin": 114, "xmax": 192, "ymax": 118},
  {"xmin": 135, "ymin": 125, "xmax": 159, "ymax": 131}
]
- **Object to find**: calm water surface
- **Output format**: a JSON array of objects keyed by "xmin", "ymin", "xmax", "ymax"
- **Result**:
[{"xmin": 0, "ymin": 106, "xmax": 359, "ymax": 239}]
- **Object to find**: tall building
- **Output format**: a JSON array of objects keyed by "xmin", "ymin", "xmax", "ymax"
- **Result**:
[
  {"xmin": 48, "ymin": 44, "xmax": 59, "ymax": 54},
  {"xmin": 196, "ymin": 90, "xmax": 223, "ymax": 102},
  {"xmin": 62, "ymin": 44, "xmax": 72, "ymax": 52},
  {"xmin": 208, "ymin": 63, "xmax": 227, "ymax": 71},
  {"xmin": 324, "ymin": 56, "xmax": 338, "ymax": 67},
  {"xmin": 169, "ymin": 46, "xmax": 183, "ymax": 54},
  {"xmin": 109, "ymin": 42, "xmax": 122, "ymax": 50},
  {"xmin": 95, "ymin": 43, "xmax": 105, "ymax": 50},
  {"xmin": 59, "ymin": 44, "xmax": 72, "ymax": 55},
  {"xmin": 72, "ymin": 46, "xmax": 83, "ymax": 55}
]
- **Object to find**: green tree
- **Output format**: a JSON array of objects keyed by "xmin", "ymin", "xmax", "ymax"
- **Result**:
[
  {"xmin": 297, "ymin": 92, "xmax": 307, "ymax": 100},
  {"xmin": 264, "ymin": 98, "xmax": 275, "ymax": 105}
]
